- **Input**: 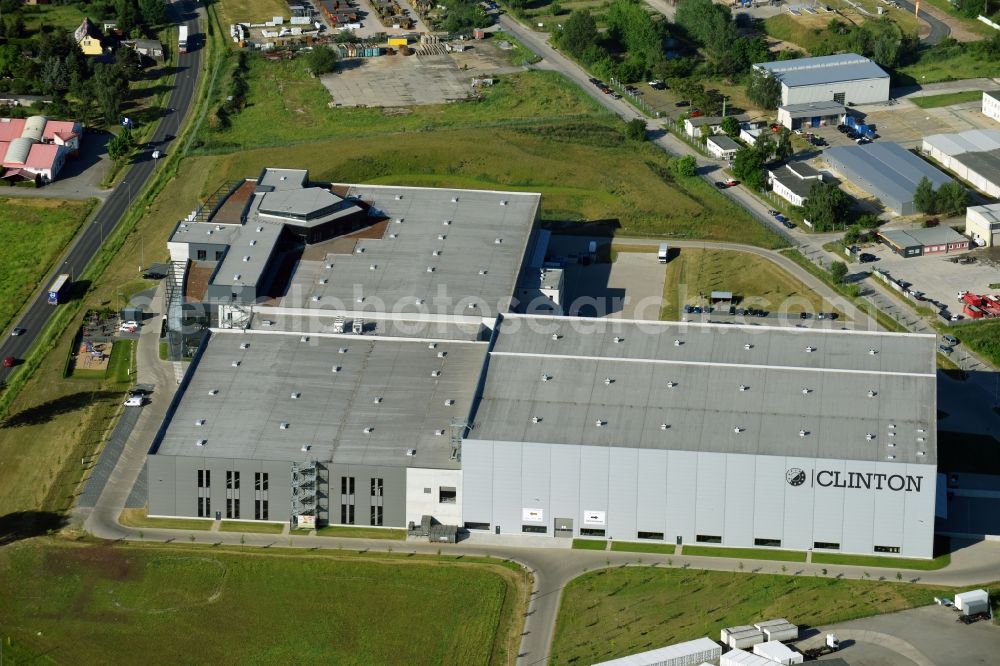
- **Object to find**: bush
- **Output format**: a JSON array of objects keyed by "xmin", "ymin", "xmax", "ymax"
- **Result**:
[
  {"xmin": 306, "ymin": 46, "xmax": 338, "ymax": 75},
  {"xmin": 624, "ymin": 118, "xmax": 647, "ymax": 141}
]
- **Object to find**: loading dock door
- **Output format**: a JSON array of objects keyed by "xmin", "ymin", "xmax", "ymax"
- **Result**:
[
  {"xmin": 811, "ymin": 116, "xmax": 820, "ymax": 128},
  {"xmin": 554, "ymin": 518, "xmax": 573, "ymax": 538}
]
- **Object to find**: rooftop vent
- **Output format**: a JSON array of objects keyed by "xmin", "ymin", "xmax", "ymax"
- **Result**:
[
  {"xmin": 208, "ymin": 389, "xmax": 219, "ymax": 396},
  {"xmin": 868, "ymin": 348, "xmax": 878, "ymax": 355},
  {"xmin": 300, "ymin": 335, "xmax": 309, "ymax": 342},
  {"xmin": 886, "ymin": 455, "xmax": 896, "ymax": 460},
  {"xmin": 438, "ymin": 234, "xmax": 447, "ymax": 240},
  {"xmin": 888, "ymin": 431, "xmax": 896, "ymax": 437},
  {"xmin": 195, "ymin": 419, "xmax": 206, "ymax": 426},
  {"xmin": 240, "ymin": 342, "xmax": 249, "ymax": 350},
  {"xmin": 541, "ymin": 374, "xmax": 551, "ymax": 382},
  {"xmin": 437, "ymin": 351, "xmax": 447, "ymax": 358},
  {"xmin": 866, "ymin": 433, "xmax": 875, "ymax": 441},
  {"xmin": 595, "ymin": 419, "xmax": 605, "ymax": 427},
  {"xmin": 673, "ymin": 339, "xmax": 681, "ymax": 347},
  {"xmin": 500, "ymin": 200, "xmax": 508, "ymax": 206},
  {"xmin": 256, "ymin": 226, "xmax": 263, "ymax": 232},
  {"xmin": 415, "ymin": 298, "xmax": 425, "ymax": 305},
  {"xmin": 614, "ymin": 336, "xmax": 623, "ymax": 344},
  {"xmin": 429, "ymin": 343, "xmax": 438, "ymax": 349},
  {"xmin": 279, "ymin": 422, "xmax": 290, "ymax": 430},
  {"xmin": 467, "ymin": 303, "xmax": 478, "ymax": 309},
  {"xmin": 356, "ymin": 247, "xmax": 365, "ymax": 254},
  {"xmin": 660, "ymin": 423, "xmax": 669, "ymax": 431},
  {"xmin": 325, "ymin": 262, "xmax": 334, "ymax": 269},
  {"xmin": 231, "ymin": 360, "xmax": 241, "ymax": 367},
  {"xmin": 427, "ymin": 266, "xmax": 436, "ymax": 273},
  {"xmin": 917, "ymin": 437, "xmax": 926, "ymax": 442},
  {"xmin": 805, "ymin": 346, "xmax": 816, "ymax": 353},
  {"xmin": 604, "ymin": 377, "xmax": 614, "ymax": 385},
  {"xmin": 332, "ymin": 366, "xmax": 341, "ymax": 373},
  {"xmin": 395, "ymin": 218, "xmax": 404, "ymax": 224},
  {"xmin": 445, "ymin": 399, "xmax": 455, "ymax": 406},
  {"xmin": 250, "ymin": 239, "xmax": 257, "ymax": 246},
  {"xmin": 531, "ymin": 416, "xmax": 541, "ymax": 423},
  {"xmin": 370, "ymin": 264, "xmax": 377, "ymax": 270},
  {"xmin": 867, "ymin": 390, "xmax": 877, "ymax": 398},
  {"xmin": 888, "ymin": 442, "xmax": 896, "ymax": 447},
  {"xmin": 431, "ymin": 370, "xmax": 441, "ymax": 377},
  {"xmin": 733, "ymin": 426, "xmax": 744, "ymax": 433},
  {"xmin": 666, "ymin": 381, "xmax": 677, "ymax": 388},
  {"xmin": 389, "ymin": 233, "xmax": 398, "ymax": 239},
  {"xmin": 451, "ymin": 196, "xmax": 459, "ymax": 203},
  {"xmin": 432, "ymin": 250, "xmax": 441, "ymax": 257},
  {"xmin": 291, "ymin": 392, "xmax": 300, "ymax": 400},
  {"xmin": 917, "ymin": 451, "xmax": 926, "ymax": 456},
  {"xmin": 443, "ymin": 220, "xmax": 451, "ymax": 226},
  {"xmin": 802, "ymin": 388, "xmax": 812, "ymax": 394},
  {"xmin": 494, "ymin": 237, "xmax": 503, "ymax": 244},
  {"xmin": 738, "ymin": 384, "xmax": 748, "ymax": 392},
  {"xmin": 406, "ymin": 448, "xmax": 416, "ymax": 456},
  {"xmin": 551, "ymin": 333, "xmax": 561, "ymax": 341},
  {"xmin": 373, "ymin": 396, "xmax": 382, "ymax": 404},
  {"xmin": 243, "ymin": 255, "xmax": 251, "ymax": 262},
  {"xmin": 339, "ymin": 347, "xmax": 347, "ymax": 354},
  {"xmin": 744, "ymin": 343, "xmax": 753, "ymax": 350},
  {"xmin": 435, "ymin": 429, "xmax": 445, "ymax": 436},
  {"xmin": 799, "ymin": 429, "xmax": 807, "ymax": 437},
  {"xmin": 357, "ymin": 297, "xmax": 365, "ymax": 303},
  {"xmin": 311, "ymin": 295, "xmax": 321, "ymax": 302},
  {"xmin": 319, "ymin": 278, "xmax": 328, "ymax": 284},
  {"xmin": 233, "ymin": 273, "xmax": 241, "ymax": 281},
  {"xmin": 917, "ymin": 428, "xmax": 926, "ymax": 433},
  {"xmin": 301, "ymin": 444, "xmax": 311, "ymax": 452},
  {"xmin": 889, "ymin": 423, "xmax": 896, "ymax": 428},
  {"xmin": 363, "ymin": 426, "xmax": 374, "ymax": 434},
  {"xmin": 479, "ymin": 269, "xmax": 487, "ymax": 275},
  {"xmin": 196, "ymin": 439, "xmax": 206, "ymax": 447}
]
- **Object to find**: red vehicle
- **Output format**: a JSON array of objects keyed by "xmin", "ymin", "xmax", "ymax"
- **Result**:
[
  {"xmin": 3, "ymin": 356, "xmax": 15, "ymax": 368},
  {"xmin": 724, "ymin": 179, "xmax": 739, "ymax": 187},
  {"xmin": 689, "ymin": 109, "xmax": 703, "ymax": 117}
]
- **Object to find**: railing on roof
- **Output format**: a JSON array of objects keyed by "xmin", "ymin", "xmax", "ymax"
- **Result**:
[{"xmin": 191, "ymin": 179, "xmax": 244, "ymax": 224}]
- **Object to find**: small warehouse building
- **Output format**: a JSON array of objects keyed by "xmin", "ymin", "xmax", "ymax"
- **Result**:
[
  {"xmin": 966, "ymin": 202, "xmax": 1000, "ymax": 247},
  {"xmin": 593, "ymin": 637, "xmax": 722, "ymax": 666},
  {"xmin": 921, "ymin": 130, "xmax": 1000, "ymax": 198},
  {"xmin": 984, "ymin": 91, "xmax": 1000, "ymax": 123},
  {"xmin": 753, "ymin": 54, "xmax": 889, "ymax": 107},
  {"xmin": 955, "ymin": 589, "xmax": 990, "ymax": 615},
  {"xmin": 879, "ymin": 226, "xmax": 970, "ymax": 258},
  {"xmin": 768, "ymin": 162, "xmax": 824, "ymax": 207},
  {"xmin": 706, "ymin": 135, "xmax": 741, "ymax": 161},
  {"xmin": 824, "ymin": 142, "xmax": 954, "ymax": 216},
  {"xmin": 683, "ymin": 114, "xmax": 750, "ymax": 139},
  {"xmin": 777, "ymin": 101, "xmax": 846, "ymax": 130},
  {"xmin": 721, "ymin": 648, "xmax": 783, "ymax": 666},
  {"xmin": 754, "ymin": 641, "xmax": 803, "ymax": 665}
]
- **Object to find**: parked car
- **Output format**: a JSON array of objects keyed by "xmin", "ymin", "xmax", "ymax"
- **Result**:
[
  {"xmin": 648, "ymin": 79, "xmax": 665, "ymax": 89},
  {"xmin": 767, "ymin": 209, "xmax": 778, "ymax": 216},
  {"xmin": 943, "ymin": 335, "xmax": 959, "ymax": 346},
  {"xmin": 724, "ymin": 179, "xmax": 739, "ymax": 187},
  {"xmin": 151, "ymin": 149, "xmax": 161, "ymax": 160},
  {"xmin": 10, "ymin": 327, "xmax": 25, "ymax": 336},
  {"xmin": 120, "ymin": 320, "xmax": 140, "ymax": 332},
  {"xmin": 957, "ymin": 290, "xmax": 968, "ymax": 299},
  {"xmin": 674, "ymin": 100, "xmax": 690, "ymax": 107},
  {"xmin": 859, "ymin": 253, "xmax": 878, "ymax": 263},
  {"xmin": 715, "ymin": 181, "xmax": 728, "ymax": 189},
  {"xmin": 3, "ymin": 356, "xmax": 15, "ymax": 368},
  {"xmin": 124, "ymin": 395, "xmax": 144, "ymax": 407},
  {"xmin": 689, "ymin": 109, "xmax": 703, "ymax": 117},
  {"xmin": 610, "ymin": 93, "xmax": 622, "ymax": 100},
  {"xmin": 939, "ymin": 344, "xmax": 954, "ymax": 354},
  {"xmin": 799, "ymin": 311, "xmax": 810, "ymax": 320}
]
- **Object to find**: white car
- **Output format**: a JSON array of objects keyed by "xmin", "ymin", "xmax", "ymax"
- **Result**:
[
  {"xmin": 152, "ymin": 150, "xmax": 161, "ymax": 160},
  {"xmin": 124, "ymin": 396, "xmax": 143, "ymax": 407},
  {"xmin": 957, "ymin": 290, "xmax": 968, "ymax": 299},
  {"xmin": 120, "ymin": 320, "xmax": 139, "ymax": 332}
]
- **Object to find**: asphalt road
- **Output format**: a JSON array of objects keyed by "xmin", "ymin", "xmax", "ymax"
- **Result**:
[
  {"xmin": 896, "ymin": 0, "xmax": 952, "ymax": 45},
  {"xmin": 0, "ymin": 0, "xmax": 203, "ymax": 384}
]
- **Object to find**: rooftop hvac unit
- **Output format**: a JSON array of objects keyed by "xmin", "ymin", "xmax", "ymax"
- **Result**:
[
  {"xmin": 389, "ymin": 233, "xmax": 398, "ymax": 239},
  {"xmin": 231, "ymin": 360, "xmax": 240, "ymax": 367},
  {"xmin": 437, "ymin": 351, "xmax": 446, "ymax": 358},
  {"xmin": 243, "ymin": 256, "xmax": 251, "ymax": 262},
  {"xmin": 734, "ymin": 426, "xmax": 744, "ymax": 433},
  {"xmin": 208, "ymin": 389, "xmax": 219, "ymax": 396},
  {"xmin": 363, "ymin": 426, "xmax": 373, "ymax": 434},
  {"xmin": 551, "ymin": 333, "xmax": 561, "ymax": 340},
  {"xmin": 451, "ymin": 197, "xmax": 458, "ymax": 203},
  {"xmin": 319, "ymin": 278, "xmax": 328, "ymax": 284},
  {"xmin": 196, "ymin": 439, "xmax": 206, "ymax": 447},
  {"xmin": 438, "ymin": 234, "xmax": 447, "ymax": 240},
  {"xmin": 406, "ymin": 448, "xmax": 416, "ymax": 456},
  {"xmin": 739, "ymin": 384, "xmax": 748, "ymax": 391},
  {"xmin": 442, "ymin": 220, "xmax": 451, "ymax": 226},
  {"xmin": 531, "ymin": 416, "xmax": 541, "ymax": 423},
  {"xmin": 869, "ymin": 348, "xmax": 878, "ymax": 355},
  {"xmin": 435, "ymin": 429, "xmax": 445, "ymax": 436},
  {"xmin": 614, "ymin": 337, "xmax": 624, "ymax": 344},
  {"xmin": 805, "ymin": 346, "xmax": 816, "ymax": 353},
  {"xmin": 395, "ymin": 194, "xmax": 402, "ymax": 200},
  {"xmin": 291, "ymin": 392, "xmax": 300, "ymax": 399},
  {"xmin": 339, "ymin": 347, "xmax": 348, "ymax": 354},
  {"xmin": 240, "ymin": 342, "xmax": 250, "ymax": 350},
  {"xmin": 311, "ymin": 295, "xmax": 321, "ymax": 302},
  {"xmin": 867, "ymin": 390, "xmax": 877, "ymax": 397},
  {"xmin": 666, "ymin": 381, "xmax": 677, "ymax": 388},
  {"xmin": 280, "ymin": 423, "xmax": 289, "ymax": 430},
  {"xmin": 195, "ymin": 419, "xmax": 206, "ymax": 426},
  {"xmin": 445, "ymin": 399, "xmax": 455, "ymax": 406},
  {"xmin": 301, "ymin": 444, "xmax": 311, "ymax": 452},
  {"xmin": 541, "ymin": 374, "xmax": 551, "ymax": 382},
  {"xmin": 673, "ymin": 339, "xmax": 681, "ymax": 346},
  {"xmin": 744, "ymin": 343, "xmax": 753, "ymax": 350},
  {"xmin": 300, "ymin": 335, "xmax": 309, "ymax": 342},
  {"xmin": 395, "ymin": 218, "xmax": 403, "ymax": 223},
  {"xmin": 332, "ymin": 366, "xmax": 341, "ymax": 373},
  {"xmin": 431, "ymin": 370, "xmax": 441, "ymax": 377},
  {"xmin": 660, "ymin": 423, "xmax": 669, "ymax": 430},
  {"xmin": 595, "ymin": 419, "xmax": 605, "ymax": 427},
  {"xmin": 432, "ymin": 250, "xmax": 440, "ymax": 257},
  {"xmin": 494, "ymin": 237, "xmax": 503, "ymax": 244},
  {"xmin": 479, "ymin": 269, "xmax": 487, "ymax": 275},
  {"xmin": 802, "ymin": 388, "xmax": 812, "ymax": 394}
]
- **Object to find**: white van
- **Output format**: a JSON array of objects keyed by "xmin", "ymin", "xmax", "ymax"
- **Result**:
[{"xmin": 658, "ymin": 243, "xmax": 669, "ymax": 264}]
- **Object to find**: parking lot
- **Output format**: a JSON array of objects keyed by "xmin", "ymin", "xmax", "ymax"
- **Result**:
[{"xmin": 797, "ymin": 604, "xmax": 1000, "ymax": 665}]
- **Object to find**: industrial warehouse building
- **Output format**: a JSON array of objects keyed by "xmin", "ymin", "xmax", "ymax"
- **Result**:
[
  {"xmin": 148, "ymin": 168, "xmax": 939, "ymax": 559},
  {"xmin": 966, "ymin": 202, "xmax": 1000, "ymax": 247},
  {"xmin": 768, "ymin": 162, "xmax": 824, "ymax": 207},
  {"xmin": 825, "ymin": 142, "xmax": 954, "ymax": 215},
  {"xmin": 753, "ymin": 54, "xmax": 889, "ymax": 107},
  {"xmin": 922, "ymin": 129, "xmax": 1000, "ymax": 199},
  {"xmin": 878, "ymin": 226, "xmax": 970, "ymax": 257},
  {"xmin": 984, "ymin": 91, "xmax": 1000, "ymax": 123},
  {"xmin": 777, "ymin": 100, "xmax": 846, "ymax": 131}
]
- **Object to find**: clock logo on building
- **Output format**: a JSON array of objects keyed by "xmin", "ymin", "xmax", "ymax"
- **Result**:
[{"xmin": 786, "ymin": 468, "xmax": 807, "ymax": 487}]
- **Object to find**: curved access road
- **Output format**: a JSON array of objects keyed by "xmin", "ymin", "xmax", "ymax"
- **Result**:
[
  {"xmin": 0, "ymin": 0, "xmax": 204, "ymax": 384},
  {"xmin": 896, "ymin": 0, "xmax": 952, "ymax": 45}
]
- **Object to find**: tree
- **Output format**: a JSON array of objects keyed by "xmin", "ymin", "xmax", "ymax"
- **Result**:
[
  {"xmin": 843, "ymin": 224, "xmax": 862, "ymax": 245},
  {"xmin": 913, "ymin": 176, "xmax": 936, "ymax": 214},
  {"xmin": 139, "ymin": 0, "xmax": 168, "ymax": 26},
  {"xmin": 671, "ymin": 155, "xmax": 697, "ymax": 178},
  {"xmin": 802, "ymin": 181, "xmax": 853, "ymax": 231},
  {"xmin": 935, "ymin": 180, "xmax": 968, "ymax": 215},
  {"xmin": 720, "ymin": 116, "xmax": 740, "ymax": 138},
  {"xmin": 624, "ymin": 118, "xmax": 647, "ymax": 141},
  {"xmin": 774, "ymin": 128, "xmax": 793, "ymax": 162},
  {"xmin": 732, "ymin": 146, "xmax": 766, "ymax": 190},
  {"xmin": 559, "ymin": 10, "xmax": 599, "ymax": 60},
  {"xmin": 747, "ymin": 69, "xmax": 781, "ymax": 109},
  {"xmin": 306, "ymin": 46, "xmax": 338, "ymax": 75},
  {"xmin": 829, "ymin": 261, "xmax": 848, "ymax": 284},
  {"xmin": 40, "ymin": 56, "xmax": 71, "ymax": 95},
  {"xmin": 107, "ymin": 127, "xmax": 135, "ymax": 162},
  {"xmin": 118, "ymin": 46, "xmax": 144, "ymax": 82},
  {"xmin": 93, "ymin": 63, "xmax": 126, "ymax": 125}
]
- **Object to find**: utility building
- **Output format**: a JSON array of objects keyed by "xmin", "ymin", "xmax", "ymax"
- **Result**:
[{"xmin": 754, "ymin": 54, "xmax": 889, "ymax": 107}]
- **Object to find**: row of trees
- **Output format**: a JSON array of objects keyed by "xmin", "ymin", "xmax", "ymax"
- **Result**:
[
  {"xmin": 0, "ymin": 0, "xmax": 168, "ymax": 41},
  {"xmin": 558, "ymin": 1, "xmax": 670, "ymax": 82},
  {"xmin": 729, "ymin": 131, "xmax": 792, "ymax": 190},
  {"xmin": 823, "ymin": 17, "xmax": 919, "ymax": 69},
  {"xmin": 914, "ymin": 177, "xmax": 968, "ymax": 216},
  {"xmin": 436, "ymin": 0, "xmax": 492, "ymax": 34},
  {"xmin": 673, "ymin": 0, "xmax": 768, "ymax": 78}
]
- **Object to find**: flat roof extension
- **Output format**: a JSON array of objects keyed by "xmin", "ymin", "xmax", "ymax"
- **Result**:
[{"xmin": 755, "ymin": 54, "xmax": 888, "ymax": 88}]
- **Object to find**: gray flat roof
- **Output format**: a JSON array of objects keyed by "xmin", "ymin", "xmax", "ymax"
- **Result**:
[
  {"xmin": 470, "ymin": 316, "xmax": 937, "ymax": 465},
  {"xmin": 212, "ymin": 209, "xmax": 284, "ymax": 289},
  {"xmin": 825, "ymin": 143, "xmax": 952, "ymax": 210},
  {"xmin": 257, "ymin": 187, "xmax": 362, "ymax": 226},
  {"xmin": 770, "ymin": 163, "xmax": 823, "ymax": 198},
  {"xmin": 707, "ymin": 135, "xmax": 741, "ymax": 151},
  {"xmin": 687, "ymin": 114, "xmax": 749, "ymax": 127},
  {"xmin": 779, "ymin": 101, "xmax": 845, "ymax": 117},
  {"xmin": 880, "ymin": 226, "xmax": 968, "ymax": 248},
  {"xmin": 257, "ymin": 167, "xmax": 308, "ymax": 191},
  {"xmin": 985, "ymin": 91, "xmax": 1000, "ymax": 104},
  {"xmin": 169, "ymin": 220, "xmax": 240, "ymax": 245},
  {"xmin": 953, "ymin": 149, "xmax": 1000, "ymax": 185},
  {"xmin": 592, "ymin": 638, "xmax": 720, "ymax": 666},
  {"xmin": 278, "ymin": 184, "xmax": 540, "ymax": 317},
  {"xmin": 756, "ymin": 54, "xmax": 887, "ymax": 88},
  {"xmin": 157, "ymin": 331, "xmax": 487, "ymax": 468},
  {"xmin": 924, "ymin": 130, "xmax": 1000, "ymax": 157},
  {"xmin": 968, "ymin": 202, "xmax": 1000, "ymax": 225}
]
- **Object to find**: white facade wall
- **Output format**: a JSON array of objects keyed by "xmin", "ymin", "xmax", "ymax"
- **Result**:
[
  {"xmin": 961, "ymin": 163, "xmax": 1000, "ymax": 198},
  {"xmin": 706, "ymin": 139, "xmax": 738, "ymax": 161},
  {"xmin": 771, "ymin": 179, "xmax": 806, "ymax": 207},
  {"xmin": 462, "ymin": 440, "xmax": 937, "ymax": 558},
  {"xmin": 782, "ymin": 78, "xmax": 889, "ymax": 106},
  {"xmin": 983, "ymin": 92, "xmax": 1000, "ymax": 123},
  {"xmin": 966, "ymin": 205, "xmax": 1000, "ymax": 247},
  {"xmin": 168, "ymin": 240, "xmax": 191, "ymax": 263},
  {"xmin": 405, "ymin": 467, "xmax": 462, "ymax": 526}
]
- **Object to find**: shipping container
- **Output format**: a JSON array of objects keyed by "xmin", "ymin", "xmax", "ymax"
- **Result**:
[
  {"xmin": 753, "ymin": 640, "xmax": 804, "ymax": 665},
  {"xmin": 955, "ymin": 589, "xmax": 989, "ymax": 614}
]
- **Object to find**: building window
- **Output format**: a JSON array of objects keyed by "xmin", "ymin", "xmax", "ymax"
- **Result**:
[
  {"xmin": 464, "ymin": 522, "xmax": 490, "ymax": 531},
  {"xmin": 580, "ymin": 528, "xmax": 605, "ymax": 537},
  {"xmin": 833, "ymin": 92, "xmax": 845, "ymax": 105},
  {"xmin": 215, "ymin": 250, "xmax": 224, "ymax": 261},
  {"xmin": 874, "ymin": 545, "xmax": 900, "ymax": 554},
  {"xmin": 638, "ymin": 531, "xmax": 664, "ymax": 540},
  {"xmin": 370, "ymin": 504, "xmax": 383, "ymax": 526},
  {"xmin": 522, "ymin": 525, "xmax": 547, "ymax": 534},
  {"xmin": 371, "ymin": 477, "xmax": 383, "ymax": 497},
  {"xmin": 226, "ymin": 498, "xmax": 239, "ymax": 519},
  {"xmin": 255, "ymin": 472, "xmax": 268, "ymax": 491},
  {"xmin": 340, "ymin": 504, "xmax": 355, "ymax": 524},
  {"xmin": 341, "ymin": 476, "xmax": 355, "ymax": 525},
  {"xmin": 197, "ymin": 469, "xmax": 210, "ymax": 488},
  {"xmin": 197, "ymin": 497, "xmax": 211, "ymax": 518},
  {"xmin": 754, "ymin": 538, "xmax": 782, "ymax": 547},
  {"xmin": 254, "ymin": 472, "xmax": 269, "ymax": 520},
  {"xmin": 695, "ymin": 534, "xmax": 722, "ymax": 544},
  {"xmin": 423, "ymin": 487, "xmax": 431, "ymax": 494},
  {"xmin": 814, "ymin": 541, "xmax": 840, "ymax": 550},
  {"xmin": 226, "ymin": 471, "xmax": 240, "ymax": 490},
  {"xmin": 439, "ymin": 486, "xmax": 457, "ymax": 504},
  {"xmin": 196, "ymin": 249, "xmax": 207, "ymax": 260}
]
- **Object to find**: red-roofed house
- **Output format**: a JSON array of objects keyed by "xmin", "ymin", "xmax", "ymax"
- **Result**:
[{"xmin": 0, "ymin": 116, "xmax": 82, "ymax": 182}]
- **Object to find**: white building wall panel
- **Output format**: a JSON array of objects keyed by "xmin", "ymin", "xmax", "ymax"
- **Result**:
[
  {"xmin": 607, "ymin": 447, "xmax": 639, "ymax": 540},
  {"xmin": 811, "ymin": 458, "xmax": 846, "ymax": 546},
  {"xmin": 461, "ymin": 440, "xmax": 494, "ymax": 526},
  {"xmin": 666, "ymin": 450, "xmax": 698, "ymax": 544},
  {"xmin": 578, "ymin": 446, "xmax": 611, "ymax": 530},
  {"xmin": 723, "ymin": 454, "xmax": 756, "ymax": 547},
  {"xmin": 521, "ymin": 442, "xmax": 552, "ymax": 529},
  {"xmin": 492, "ymin": 441, "xmax": 523, "ymax": 533},
  {"xmin": 872, "ymin": 460, "xmax": 906, "ymax": 549},
  {"xmin": 840, "ymin": 461, "xmax": 877, "ymax": 554},
  {"xmin": 405, "ymin": 467, "xmax": 463, "ymax": 526},
  {"xmin": 902, "ymin": 464, "xmax": 937, "ymax": 558},
  {"xmin": 635, "ymin": 449, "xmax": 669, "ymax": 535},
  {"xmin": 783, "ymin": 78, "xmax": 889, "ymax": 106},
  {"xmin": 695, "ymin": 452, "xmax": 726, "ymax": 538},
  {"xmin": 753, "ymin": 456, "xmax": 786, "ymax": 541},
  {"xmin": 550, "ymin": 444, "xmax": 582, "ymax": 534},
  {"xmin": 781, "ymin": 457, "xmax": 816, "ymax": 550}
]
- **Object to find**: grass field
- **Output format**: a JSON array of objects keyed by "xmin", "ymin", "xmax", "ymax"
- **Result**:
[
  {"xmin": 219, "ymin": 521, "xmax": 285, "ymax": 534},
  {"xmin": 610, "ymin": 541, "xmax": 676, "ymax": 555},
  {"xmin": 681, "ymin": 546, "xmax": 808, "ymax": 562},
  {"xmin": 552, "ymin": 567, "xmax": 953, "ymax": 665},
  {"xmin": 572, "ymin": 539, "xmax": 608, "ymax": 550},
  {"xmin": 19, "ymin": 4, "xmax": 90, "ymax": 33},
  {"xmin": 0, "ymin": 540, "xmax": 524, "ymax": 665},
  {"xmin": 660, "ymin": 248, "xmax": 828, "ymax": 320},
  {"xmin": 898, "ymin": 49, "xmax": 1000, "ymax": 85},
  {"xmin": 120, "ymin": 508, "xmax": 214, "ymax": 531},
  {"xmin": 0, "ymin": 197, "xmax": 96, "ymax": 336},
  {"xmin": 943, "ymin": 319, "xmax": 1000, "ymax": 368},
  {"xmin": 910, "ymin": 90, "xmax": 985, "ymax": 108},
  {"xmin": 316, "ymin": 525, "xmax": 408, "ymax": 540},
  {"xmin": 217, "ymin": 0, "xmax": 291, "ymax": 26},
  {"xmin": 812, "ymin": 550, "xmax": 951, "ymax": 571}
]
